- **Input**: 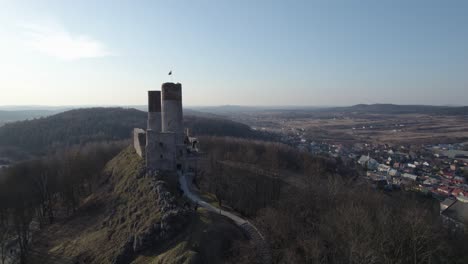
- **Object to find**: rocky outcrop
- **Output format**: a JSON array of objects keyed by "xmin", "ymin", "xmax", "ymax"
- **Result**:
[
  {"xmin": 132, "ymin": 179, "xmax": 191, "ymax": 253},
  {"xmin": 112, "ymin": 176, "xmax": 192, "ymax": 264}
]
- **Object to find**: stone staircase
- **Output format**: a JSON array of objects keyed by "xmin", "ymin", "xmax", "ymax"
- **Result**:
[{"xmin": 240, "ymin": 222, "xmax": 272, "ymax": 264}]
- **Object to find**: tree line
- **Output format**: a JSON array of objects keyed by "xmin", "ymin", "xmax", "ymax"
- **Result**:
[
  {"xmin": 0, "ymin": 108, "xmax": 271, "ymax": 158},
  {"xmin": 0, "ymin": 141, "xmax": 125, "ymax": 264}
]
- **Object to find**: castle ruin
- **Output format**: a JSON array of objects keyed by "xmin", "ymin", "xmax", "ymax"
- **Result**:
[{"xmin": 133, "ymin": 82, "xmax": 199, "ymax": 172}]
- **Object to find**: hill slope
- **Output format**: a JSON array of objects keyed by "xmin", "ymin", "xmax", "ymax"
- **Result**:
[
  {"xmin": 30, "ymin": 146, "xmax": 245, "ymax": 264},
  {"xmin": 0, "ymin": 108, "xmax": 265, "ymax": 156},
  {"xmin": 0, "ymin": 110, "xmax": 59, "ymax": 126}
]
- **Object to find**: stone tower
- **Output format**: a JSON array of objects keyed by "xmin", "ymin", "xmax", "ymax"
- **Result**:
[
  {"xmin": 161, "ymin": 83, "xmax": 186, "ymax": 170},
  {"xmin": 144, "ymin": 83, "xmax": 183, "ymax": 172},
  {"xmin": 133, "ymin": 82, "xmax": 199, "ymax": 173},
  {"xmin": 147, "ymin": 91, "xmax": 162, "ymax": 132},
  {"xmin": 161, "ymin": 83, "xmax": 183, "ymax": 139}
]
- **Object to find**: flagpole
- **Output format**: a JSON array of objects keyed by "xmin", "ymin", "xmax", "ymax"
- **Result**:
[{"xmin": 169, "ymin": 69, "xmax": 174, "ymax": 82}]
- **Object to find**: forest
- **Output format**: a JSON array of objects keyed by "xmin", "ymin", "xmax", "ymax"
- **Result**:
[
  {"xmin": 1, "ymin": 113, "xmax": 468, "ymax": 263},
  {"xmin": 197, "ymin": 137, "xmax": 468, "ymax": 264},
  {"xmin": 0, "ymin": 108, "xmax": 270, "ymax": 159},
  {"xmin": 0, "ymin": 141, "xmax": 126, "ymax": 263}
]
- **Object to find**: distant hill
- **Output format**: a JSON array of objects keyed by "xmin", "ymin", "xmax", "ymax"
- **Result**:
[
  {"xmin": 188, "ymin": 104, "xmax": 468, "ymax": 116},
  {"xmin": 0, "ymin": 107, "xmax": 266, "ymax": 156},
  {"xmin": 0, "ymin": 106, "xmax": 223, "ymax": 126},
  {"xmin": 326, "ymin": 104, "xmax": 468, "ymax": 115},
  {"xmin": 192, "ymin": 105, "xmax": 324, "ymax": 114},
  {"xmin": 0, "ymin": 110, "xmax": 60, "ymax": 125}
]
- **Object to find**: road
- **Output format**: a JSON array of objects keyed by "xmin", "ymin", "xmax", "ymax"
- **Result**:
[
  {"xmin": 178, "ymin": 171, "xmax": 247, "ymax": 225},
  {"xmin": 178, "ymin": 171, "xmax": 271, "ymax": 264}
]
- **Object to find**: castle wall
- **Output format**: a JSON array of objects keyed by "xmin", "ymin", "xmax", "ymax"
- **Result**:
[
  {"xmin": 146, "ymin": 131, "xmax": 177, "ymax": 171},
  {"xmin": 133, "ymin": 128, "xmax": 146, "ymax": 158}
]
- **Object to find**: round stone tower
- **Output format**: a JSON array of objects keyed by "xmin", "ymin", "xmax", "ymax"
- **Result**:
[
  {"xmin": 161, "ymin": 83, "xmax": 184, "ymax": 142},
  {"xmin": 147, "ymin": 90, "xmax": 162, "ymax": 132}
]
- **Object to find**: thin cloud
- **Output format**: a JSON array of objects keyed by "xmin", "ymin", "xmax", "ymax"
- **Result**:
[{"xmin": 22, "ymin": 23, "xmax": 114, "ymax": 60}]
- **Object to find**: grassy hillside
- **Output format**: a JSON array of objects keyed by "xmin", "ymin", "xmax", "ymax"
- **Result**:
[
  {"xmin": 29, "ymin": 146, "xmax": 151, "ymax": 263},
  {"xmin": 0, "ymin": 107, "xmax": 267, "ymax": 157},
  {"xmin": 132, "ymin": 207, "xmax": 245, "ymax": 264},
  {"xmin": 29, "ymin": 146, "xmax": 244, "ymax": 264}
]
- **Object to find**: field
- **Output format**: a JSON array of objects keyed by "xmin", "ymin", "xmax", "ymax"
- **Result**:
[{"xmin": 228, "ymin": 110, "xmax": 468, "ymax": 145}]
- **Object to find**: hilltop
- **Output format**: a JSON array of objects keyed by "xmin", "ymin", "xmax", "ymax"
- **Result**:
[
  {"xmin": 0, "ymin": 107, "xmax": 268, "ymax": 158},
  {"xmin": 0, "ymin": 110, "xmax": 60, "ymax": 126}
]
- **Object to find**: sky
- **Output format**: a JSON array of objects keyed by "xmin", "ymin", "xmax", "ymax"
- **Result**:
[{"xmin": 0, "ymin": 0, "xmax": 467, "ymax": 107}]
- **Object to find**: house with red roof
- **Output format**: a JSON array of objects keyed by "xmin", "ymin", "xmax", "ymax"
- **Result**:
[
  {"xmin": 437, "ymin": 186, "xmax": 453, "ymax": 196},
  {"xmin": 443, "ymin": 171, "xmax": 455, "ymax": 179},
  {"xmin": 452, "ymin": 188, "xmax": 464, "ymax": 197}
]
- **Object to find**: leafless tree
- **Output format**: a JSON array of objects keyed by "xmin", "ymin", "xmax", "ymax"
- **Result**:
[
  {"xmin": 0, "ymin": 226, "xmax": 10, "ymax": 264},
  {"xmin": 12, "ymin": 203, "xmax": 33, "ymax": 264}
]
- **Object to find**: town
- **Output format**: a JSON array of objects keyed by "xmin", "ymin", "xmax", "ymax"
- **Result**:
[{"xmin": 280, "ymin": 125, "xmax": 468, "ymax": 231}]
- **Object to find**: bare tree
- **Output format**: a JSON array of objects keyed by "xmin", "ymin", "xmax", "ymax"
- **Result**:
[
  {"xmin": 32, "ymin": 170, "xmax": 55, "ymax": 226},
  {"xmin": 12, "ymin": 204, "xmax": 33, "ymax": 264},
  {"xmin": 0, "ymin": 226, "xmax": 10, "ymax": 264}
]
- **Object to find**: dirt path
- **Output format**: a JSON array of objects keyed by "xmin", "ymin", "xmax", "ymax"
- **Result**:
[{"xmin": 178, "ymin": 171, "xmax": 272, "ymax": 264}]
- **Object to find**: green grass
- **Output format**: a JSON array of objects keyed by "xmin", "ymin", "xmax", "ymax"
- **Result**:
[
  {"xmin": 133, "ymin": 208, "xmax": 245, "ymax": 264},
  {"xmin": 199, "ymin": 192, "xmax": 220, "ymax": 208},
  {"xmin": 104, "ymin": 146, "xmax": 146, "ymax": 194},
  {"xmin": 149, "ymin": 242, "xmax": 198, "ymax": 264},
  {"xmin": 198, "ymin": 191, "xmax": 237, "ymax": 213}
]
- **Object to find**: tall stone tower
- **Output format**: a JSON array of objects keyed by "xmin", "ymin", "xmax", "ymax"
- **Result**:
[
  {"xmin": 161, "ymin": 83, "xmax": 186, "ymax": 170},
  {"xmin": 147, "ymin": 91, "xmax": 162, "ymax": 132},
  {"xmin": 144, "ymin": 83, "xmax": 184, "ymax": 172},
  {"xmin": 161, "ymin": 83, "xmax": 183, "ymax": 139},
  {"xmin": 133, "ymin": 82, "xmax": 199, "ymax": 173}
]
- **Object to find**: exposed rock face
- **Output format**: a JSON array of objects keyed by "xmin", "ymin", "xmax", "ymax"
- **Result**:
[{"xmin": 112, "ymin": 175, "xmax": 192, "ymax": 264}]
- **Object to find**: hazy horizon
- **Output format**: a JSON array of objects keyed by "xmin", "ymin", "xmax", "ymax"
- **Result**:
[
  {"xmin": 1, "ymin": 102, "xmax": 467, "ymax": 113},
  {"xmin": 1, "ymin": 0, "xmax": 468, "ymax": 106}
]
